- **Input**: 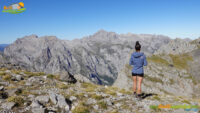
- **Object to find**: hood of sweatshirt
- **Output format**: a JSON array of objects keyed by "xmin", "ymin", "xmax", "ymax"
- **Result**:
[{"xmin": 132, "ymin": 52, "xmax": 144, "ymax": 58}]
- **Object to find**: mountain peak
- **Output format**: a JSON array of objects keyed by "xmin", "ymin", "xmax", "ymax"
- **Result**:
[
  {"xmin": 95, "ymin": 29, "xmax": 109, "ymax": 35},
  {"xmin": 24, "ymin": 34, "xmax": 38, "ymax": 39},
  {"xmin": 91, "ymin": 29, "xmax": 118, "ymax": 40}
]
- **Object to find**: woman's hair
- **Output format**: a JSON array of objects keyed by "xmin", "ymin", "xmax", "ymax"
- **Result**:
[{"xmin": 135, "ymin": 41, "xmax": 141, "ymax": 51}]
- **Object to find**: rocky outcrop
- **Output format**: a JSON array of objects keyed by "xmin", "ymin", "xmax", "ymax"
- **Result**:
[
  {"xmin": 154, "ymin": 38, "xmax": 197, "ymax": 55},
  {"xmin": 114, "ymin": 60, "xmax": 200, "ymax": 98}
]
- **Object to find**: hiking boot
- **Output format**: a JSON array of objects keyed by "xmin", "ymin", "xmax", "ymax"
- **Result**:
[
  {"xmin": 133, "ymin": 92, "xmax": 137, "ymax": 98},
  {"xmin": 136, "ymin": 93, "xmax": 143, "ymax": 101}
]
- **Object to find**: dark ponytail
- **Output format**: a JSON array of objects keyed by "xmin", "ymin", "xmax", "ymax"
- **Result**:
[{"xmin": 135, "ymin": 41, "xmax": 141, "ymax": 51}]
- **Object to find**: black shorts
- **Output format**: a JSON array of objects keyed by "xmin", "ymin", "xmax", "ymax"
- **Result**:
[{"xmin": 132, "ymin": 73, "xmax": 144, "ymax": 77}]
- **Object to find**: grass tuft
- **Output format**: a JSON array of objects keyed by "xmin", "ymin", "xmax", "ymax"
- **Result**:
[
  {"xmin": 169, "ymin": 54, "xmax": 193, "ymax": 69},
  {"xmin": 145, "ymin": 75, "xmax": 163, "ymax": 84},
  {"xmin": 98, "ymin": 101, "xmax": 107, "ymax": 109},
  {"xmin": 147, "ymin": 55, "xmax": 169, "ymax": 65},
  {"xmin": 7, "ymin": 96, "xmax": 24, "ymax": 106},
  {"xmin": 72, "ymin": 101, "xmax": 90, "ymax": 113}
]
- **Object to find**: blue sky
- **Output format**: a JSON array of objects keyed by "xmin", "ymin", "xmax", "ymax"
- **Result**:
[{"xmin": 0, "ymin": 0, "xmax": 200, "ymax": 43}]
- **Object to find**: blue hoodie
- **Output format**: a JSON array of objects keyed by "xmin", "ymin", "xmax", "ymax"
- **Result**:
[{"xmin": 129, "ymin": 52, "xmax": 147, "ymax": 74}]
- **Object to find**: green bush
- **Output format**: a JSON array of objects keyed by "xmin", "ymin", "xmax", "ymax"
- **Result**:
[
  {"xmin": 47, "ymin": 74, "xmax": 55, "ymax": 79},
  {"xmin": 7, "ymin": 96, "xmax": 24, "ymax": 106}
]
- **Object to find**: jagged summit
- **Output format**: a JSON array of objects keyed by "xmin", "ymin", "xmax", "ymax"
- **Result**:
[{"xmin": 90, "ymin": 29, "xmax": 118, "ymax": 40}]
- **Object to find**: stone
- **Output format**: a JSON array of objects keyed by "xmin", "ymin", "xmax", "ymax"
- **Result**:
[
  {"xmin": 15, "ymin": 74, "xmax": 23, "ymax": 81},
  {"xmin": 69, "ymin": 96, "xmax": 77, "ymax": 101},
  {"xmin": 30, "ymin": 101, "xmax": 42, "ymax": 108},
  {"xmin": 1, "ymin": 102, "xmax": 15, "ymax": 110},
  {"xmin": 93, "ymin": 105, "xmax": 99, "ymax": 110},
  {"xmin": 31, "ymin": 107, "xmax": 46, "ymax": 113},
  {"xmin": 0, "ymin": 86, "xmax": 4, "ymax": 91},
  {"xmin": 48, "ymin": 91, "xmax": 57, "ymax": 105},
  {"xmin": 5, "ymin": 70, "xmax": 11, "ymax": 73},
  {"xmin": 57, "ymin": 94, "xmax": 68, "ymax": 108},
  {"xmin": 59, "ymin": 71, "xmax": 77, "ymax": 84},
  {"xmin": 115, "ymin": 103, "xmax": 121, "ymax": 107},
  {"xmin": 86, "ymin": 98, "xmax": 96, "ymax": 105},
  {"xmin": 48, "ymin": 91, "xmax": 70, "ymax": 112},
  {"xmin": 35, "ymin": 95, "xmax": 49, "ymax": 104}
]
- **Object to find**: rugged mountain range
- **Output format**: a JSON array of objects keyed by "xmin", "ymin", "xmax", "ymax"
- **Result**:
[
  {"xmin": 3, "ymin": 30, "xmax": 171, "ymax": 85},
  {"xmin": 0, "ymin": 30, "xmax": 200, "ymax": 112},
  {"xmin": 1, "ymin": 30, "xmax": 200, "ymax": 90}
]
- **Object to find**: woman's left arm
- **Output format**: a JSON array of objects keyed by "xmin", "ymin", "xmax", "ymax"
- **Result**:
[{"xmin": 129, "ymin": 54, "xmax": 134, "ymax": 66}]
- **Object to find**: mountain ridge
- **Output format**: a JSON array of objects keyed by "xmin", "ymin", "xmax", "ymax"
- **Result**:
[
  {"xmin": 0, "ymin": 44, "xmax": 9, "ymax": 52},
  {"xmin": 3, "ymin": 30, "xmax": 173, "ymax": 85}
]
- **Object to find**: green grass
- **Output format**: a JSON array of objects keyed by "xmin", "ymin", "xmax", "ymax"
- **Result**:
[
  {"xmin": 145, "ymin": 75, "xmax": 163, "ymax": 84},
  {"xmin": 7, "ymin": 96, "xmax": 24, "ymax": 106},
  {"xmin": 56, "ymin": 83, "xmax": 69, "ymax": 89},
  {"xmin": 106, "ymin": 110, "xmax": 119, "ymax": 113},
  {"xmin": 159, "ymin": 89, "xmax": 171, "ymax": 95},
  {"xmin": 119, "ymin": 89, "xmax": 132, "ymax": 95},
  {"xmin": 125, "ymin": 64, "xmax": 132, "ymax": 78},
  {"xmin": 158, "ymin": 73, "xmax": 164, "ymax": 77},
  {"xmin": 81, "ymin": 82, "xmax": 98, "ymax": 92},
  {"xmin": 74, "ymin": 92, "xmax": 85, "ymax": 99},
  {"xmin": 0, "ymin": 72, "xmax": 6, "ymax": 76},
  {"xmin": 169, "ymin": 54, "xmax": 193, "ymax": 69},
  {"xmin": 181, "ymin": 100, "xmax": 190, "ymax": 104},
  {"xmin": 72, "ymin": 102, "xmax": 90, "ymax": 113},
  {"xmin": 47, "ymin": 74, "xmax": 55, "ymax": 79},
  {"xmin": 147, "ymin": 55, "xmax": 169, "ymax": 65},
  {"xmin": 24, "ymin": 71, "xmax": 45, "ymax": 77},
  {"xmin": 125, "ymin": 64, "xmax": 132, "ymax": 70},
  {"xmin": 91, "ymin": 94, "xmax": 104, "ymax": 100},
  {"xmin": 2, "ymin": 74, "xmax": 12, "ymax": 81},
  {"xmin": 98, "ymin": 101, "xmax": 107, "ymax": 109},
  {"xmin": 153, "ymin": 96, "xmax": 161, "ymax": 101},
  {"xmin": 169, "ymin": 78, "xmax": 174, "ymax": 85},
  {"xmin": 184, "ymin": 75, "xmax": 197, "ymax": 85},
  {"xmin": 102, "ymin": 86, "xmax": 118, "ymax": 96}
]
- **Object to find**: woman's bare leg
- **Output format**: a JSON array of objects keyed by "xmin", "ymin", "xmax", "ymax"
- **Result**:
[
  {"xmin": 132, "ymin": 76, "xmax": 137, "ymax": 92},
  {"xmin": 137, "ymin": 76, "xmax": 143, "ymax": 94}
]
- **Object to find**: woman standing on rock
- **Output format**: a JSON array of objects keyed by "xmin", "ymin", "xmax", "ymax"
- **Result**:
[{"xmin": 129, "ymin": 41, "xmax": 147, "ymax": 100}]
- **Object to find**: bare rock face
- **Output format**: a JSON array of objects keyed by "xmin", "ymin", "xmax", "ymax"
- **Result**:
[
  {"xmin": 3, "ymin": 30, "xmax": 170, "ymax": 85},
  {"xmin": 154, "ymin": 38, "xmax": 197, "ymax": 55},
  {"xmin": 0, "ymin": 53, "xmax": 5, "ymax": 64},
  {"xmin": 59, "ymin": 71, "xmax": 77, "ymax": 84}
]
